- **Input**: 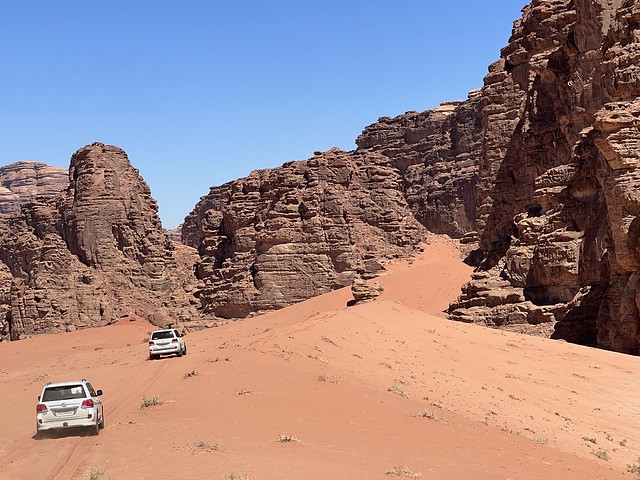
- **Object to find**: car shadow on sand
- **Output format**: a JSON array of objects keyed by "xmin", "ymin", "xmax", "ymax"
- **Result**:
[{"xmin": 33, "ymin": 428, "xmax": 96, "ymax": 440}]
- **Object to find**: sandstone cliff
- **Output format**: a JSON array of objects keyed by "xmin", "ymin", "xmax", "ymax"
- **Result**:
[
  {"xmin": 6, "ymin": 1, "xmax": 640, "ymax": 356},
  {"xmin": 184, "ymin": 0, "xmax": 640, "ymax": 355},
  {"xmin": 0, "ymin": 143, "xmax": 201, "ymax": 340},
  {"xmin": 0, "ymin": 162, "xmax": 67, "ymax": 217},
  {"xmin": 182, "ymin": 94, "xmax": 483, "ymax": 319},
  {"xmin": 449, "ymin": 0, "xmax": 640, "ymax": 354},
  {"xmin": 185, "ymin": 148, "xmax": 424, "ymax": 318}
]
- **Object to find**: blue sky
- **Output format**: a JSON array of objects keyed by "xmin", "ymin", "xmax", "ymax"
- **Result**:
[{"xmin": 1, "ymin": 1, "xmax": 526, "ymax": 229}]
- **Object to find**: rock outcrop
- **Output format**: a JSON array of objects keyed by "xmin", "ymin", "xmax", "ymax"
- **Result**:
[
  {"xmin": 350, "ymin": 279, "xmax": 382, "ymax": 304},
  {"xmin": 184, "ymin": 148, "xmax": 427, "ymax": 318},
  {"xmin": 6, "ymin": 1, "xmax": 640, "ymax": 356},
  {"xmin": 0, "ymin": 162, "xmax": 67, "ymax": 217},
  {"xmin": 449, "ymin": 0, "xmax": 640, "ymax": 354},
  {"xmin": 0, "ymin": 143, "xmax": 201, "ymax": 340},
  {"xmin": 184, "ymin": 0, "xmax": 640, "ymax": 354}
]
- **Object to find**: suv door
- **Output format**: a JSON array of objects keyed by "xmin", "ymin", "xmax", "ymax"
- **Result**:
[{"xmin": 86, "ymin": 383, "xmax": 103, "ymax": 420}]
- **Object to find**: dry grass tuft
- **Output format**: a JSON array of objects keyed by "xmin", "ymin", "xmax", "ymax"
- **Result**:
[
  {"xmin": 385, "ymin": 465, "xmax": 422, "ymax": 477},
  {"xmin": 139, "ymin": 396, "xmax": 163, "ymax": 409}
]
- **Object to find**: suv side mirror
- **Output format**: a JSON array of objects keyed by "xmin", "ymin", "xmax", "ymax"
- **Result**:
[
  {"xmin": 96, "ymin": 390, "xmax": 103, "ymax": 396},
  {"xmin": 37, "ymin": 395, "xmax": 41, "ymax": 401}
]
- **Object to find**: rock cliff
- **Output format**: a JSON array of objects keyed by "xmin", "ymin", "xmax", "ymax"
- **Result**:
[
  {"xmin": 185, "ymin": 148, "xmax": 426, "ymax": 318},
  {"xmin": 0, "ymin": 143, "xmax": 201, "ymax": 340},
  {"xmin": 185, "ymin": 0, "xmax": 640, "ymax": 354},
  {"xmin": 5, "ymin": 0, "xmax": 640, "ymax": 355},
  {"xmin": 0, "ymin": 162, "xmax": 67, "ymax": 217},
  {"xmin": 183, "ymin": 95, "xmax": 482, "ymax": 318},
  {"xmin": 449, "ymin": 0, "xmax": 640, "ymax": 354}
]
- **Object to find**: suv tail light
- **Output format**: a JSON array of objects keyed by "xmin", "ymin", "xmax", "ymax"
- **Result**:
[
  {"xmin": 81, "ymin": 399, "xmax": 95, "ymax": 408},
  {"xmin": 36, "ymin": 404, "xmax": 48, "ymax": 414},
  {"xmin": 171, "ymin": 338, "xmax": 178, "ymax": 343},
  {"xmin": 148, "ymin": 340, "xmax": 155, "ymax": 346}
]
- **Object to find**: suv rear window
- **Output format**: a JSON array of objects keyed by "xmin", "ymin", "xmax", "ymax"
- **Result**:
[
  {"xmin": 42, "ymin": 385, "xmax": 86, "ymax": 401},
  {"xmin": 151, "ymin": 331, "xmax": 175, "ymax": 340}
]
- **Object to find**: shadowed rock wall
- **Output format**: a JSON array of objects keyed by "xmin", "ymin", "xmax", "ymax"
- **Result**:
[{"xmin": 449, "ymin": 0, "xmax": 640, "ymax": 354}]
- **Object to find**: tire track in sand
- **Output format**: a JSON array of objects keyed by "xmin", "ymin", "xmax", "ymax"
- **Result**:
[{"xmin": 44, "ymin": 357, "xmax": 171, "ymax": 480}]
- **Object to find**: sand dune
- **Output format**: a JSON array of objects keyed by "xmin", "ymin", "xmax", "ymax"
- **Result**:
[{"xmin": 0, "ymin": 239, "xmax": 638, "ymax": 479}]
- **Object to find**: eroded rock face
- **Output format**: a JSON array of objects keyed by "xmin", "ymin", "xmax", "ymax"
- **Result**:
[
  {"xmin": 0, "ymin": 143, "xmax": 201, "ymax": 340},
  {"xmin": 183, "ymin": 93, "xmax": 484, "ymax": 319},
  {"xmin": 185, "ymin": 148, "xmax": 428, "ymax": 318},
  {"xmin": 449, "ymin": 0, "xmax": 640, "ymax": 354},
  {"xmin": 351, "ymin": 279, "xmax": 382, "ymax": 304},
  {"xmin": 356, "ymin": 95, "xmax": 483, "ymax": 238},
  {"xmin": 0, "ymin": 162, "xmax": 67, "ymax": 217}
]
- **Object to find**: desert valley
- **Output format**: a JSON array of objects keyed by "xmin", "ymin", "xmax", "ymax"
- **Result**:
[
  {"xmin": 1, "ymin": 239, "xmax": 638, "ymax": 480},
  {"xmin": 2, "ymin": 0, "xmax": 640, "ymax": 478}
]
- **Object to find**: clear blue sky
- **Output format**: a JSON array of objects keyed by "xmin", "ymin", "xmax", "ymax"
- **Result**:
[{"xmin": 1, "ymin": 1, "xmax": 526, "ymax": 229}]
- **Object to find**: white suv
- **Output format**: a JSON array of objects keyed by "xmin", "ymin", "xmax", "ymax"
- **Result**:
[
  {"xmin": 36, "ymin": 379, "xmax": 104, "ymax": 437},
  {"xmin": 148, "ymin": 329, "xmax": 187, "ymax": 360}
]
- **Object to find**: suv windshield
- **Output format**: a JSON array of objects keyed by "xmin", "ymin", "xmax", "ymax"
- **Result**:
[
  {"xmin": 42, "ymin": 385, "xmax": 86, "ymax": 401},
  {"xmin": 151, "ymin": 331, "xmax": 175, "ymax": 340}
]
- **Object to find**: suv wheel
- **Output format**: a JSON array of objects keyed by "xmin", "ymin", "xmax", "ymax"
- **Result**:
[
  {"xmin": 182, "ymin": 345, "xmax": 187, "ymax": 356},
  {"xmin": 90, "ymin": 420, "xmax": 100, "ymax": 436}
]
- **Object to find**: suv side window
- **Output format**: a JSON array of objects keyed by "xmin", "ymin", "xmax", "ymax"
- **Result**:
[{"xmin": 86, "ymin": 383, "xmax": 97, "ymax": 397}]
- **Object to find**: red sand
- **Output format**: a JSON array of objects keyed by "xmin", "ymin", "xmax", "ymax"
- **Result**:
[{"xmin": 0, "ymin": 239, "xmax": 638, "ymax": 479}]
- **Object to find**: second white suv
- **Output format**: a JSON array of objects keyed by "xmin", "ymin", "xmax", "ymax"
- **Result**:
[
  {"xmin": 148, "ymin": 329, "xmax": 187, "ymax": 359},
  {"xmin": 36, "ymin": 379, "xmax": 104, "ymax": 437}
]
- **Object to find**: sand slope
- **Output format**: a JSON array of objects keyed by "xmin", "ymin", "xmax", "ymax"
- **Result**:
[{"xmin": 0, "ymin": 239, "xmax": 638, "ymax": 480}]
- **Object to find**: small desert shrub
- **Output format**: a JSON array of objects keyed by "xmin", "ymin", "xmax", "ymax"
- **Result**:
[
  {"xmin": 417, "ymin": 409, "xmax": 437, "ymax": 420},
  {"xmin": 184, "ymin": 370, "xmax": 199, "ymax": 379},
  {"xmin": 88, "ymin": 467, "xmax": 104, "ymax": 480},
  {"xmin": 385, "ymin": 465, "xmax": 422, "ymax": 477},
  {"xmin": 321, "ymin": 336, "xmax": 338, "ymax": 346},
  {"xmin": 225, "ymin": 473, "xmax": 251, "ymax": 480},
  {"xmin": 278, "ymin": 434, "xmax": 298, "ymax": 443},
  {"xmin": 193, "ymin": 439, "xmax": 221, "ymax": 451},
  {"xmin": 594, "ymin": 449, "xmax": 610, "ymax": 461},
  {"xmin": 140, "ymin": 396, "xmax": 163, "ymax": 409},
  {"xmin": 582, "ymin": 436, "xmax": 597, "ymax": 444},
  {"xmin": 627, "ymin": 457, "xmax": 640, "ymax": 479},
  {"xmin": 315, "ymin": 374, "xmax": 327, "ymax": 382},
  {"xmin": 388, "ymin": 384, "xmax": 409, "ymax": 398},
  {"xmin": 142, "ymin": 337, "xmax": 149, "ymax": 343},
  {"xmin": 237, "ymin": 389, "xmax": 252, "ymax": 395},
  {"xmin": 535, "ymin": 437, "xmax": 548, "ymax": 445}
]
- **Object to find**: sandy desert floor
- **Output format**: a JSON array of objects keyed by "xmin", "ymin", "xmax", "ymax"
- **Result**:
[{"xmin": 1, "ymin": 239, "xmax": 639, "ymax": 480}]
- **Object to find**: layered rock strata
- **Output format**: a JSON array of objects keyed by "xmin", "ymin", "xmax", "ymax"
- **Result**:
[
  {"xmin": 185, "ymin": 148, "xmax": 426, "ymax": 318},
  {"xmin": 0, "ymin": 143, "xmax": 201, "ymax": 340},
  {"xmin": 449, "ymin": 0, "xmax": 640, "ymax": 354},
  {"xmin": 182, "ymin": 94, "xmax": 483, "ymax": 319},
  {"xmin": 0, "ymin": 162, "xmax": 67, "ymax": 217}
]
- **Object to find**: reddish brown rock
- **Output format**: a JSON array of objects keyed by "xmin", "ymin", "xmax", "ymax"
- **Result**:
[
  {"xmin": 449, "ymin": 0, "xmax": 640, "ymax": 354},
  {"xmin": 350, "ymin": 278, "xmax": 382, "ymax": 304},
  {"xmin": 182, "ymin": 93, "xmax": 483, "ymax": 320},
  {"xmin": 185, "ymin": 148, "xmax": 427, "ymax": 318},
  {"xmin": 0, "ymin": 143, "xmax": 202, "ymax": 340},
  {"xmin": 0, "ymin": 161, "xmax": 67, "ymax": 217}
]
